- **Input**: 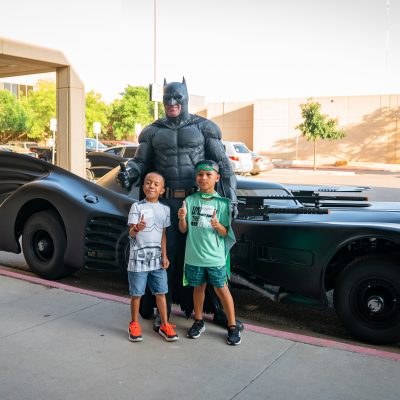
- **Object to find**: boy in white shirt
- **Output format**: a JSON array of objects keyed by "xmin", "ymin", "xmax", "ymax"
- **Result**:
[{"xmin": 127, "ymin": 172, "xmax": 178, "ymax": 342}]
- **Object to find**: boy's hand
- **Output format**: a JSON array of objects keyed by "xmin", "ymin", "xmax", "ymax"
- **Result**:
[
  {"xmin": 178, "ymin": 200, "xmax": 187, "ymax": 220},
  {"xmin": 210, "ymin": 209, "xmax": 219, "ymax": 229},
  {"xmin": 162, "ymin": 256, "xmax": 170, "ymax": 269},
  {"xmin": 136, "ymin": 214, "xmax": 146, "ymax": 231}
]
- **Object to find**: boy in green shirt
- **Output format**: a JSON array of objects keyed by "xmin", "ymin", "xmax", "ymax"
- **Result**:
[{"xmin": 178, "ymin": 160, "xmax": 241, "ymax": 345}]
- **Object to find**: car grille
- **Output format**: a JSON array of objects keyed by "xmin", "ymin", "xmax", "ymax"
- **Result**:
[{"xmin": 84, "ymin": 216, "xmax": 129, "ymax": 271}]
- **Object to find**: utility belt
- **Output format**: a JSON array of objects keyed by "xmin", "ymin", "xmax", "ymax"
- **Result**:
[{"xmin": 163, "ymin": 186, "xmax": 197, "ymax": 199}]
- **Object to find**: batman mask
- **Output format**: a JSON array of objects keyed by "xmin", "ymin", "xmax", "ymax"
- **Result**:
[{"xmin": 163, "ymin": 77, "xmax": 190, "ymax": 124}]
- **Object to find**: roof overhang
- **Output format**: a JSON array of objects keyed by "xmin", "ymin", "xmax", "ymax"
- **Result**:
[{"xmin": 0, "ymin": 37, "xmax": 69, "ymax": 78}]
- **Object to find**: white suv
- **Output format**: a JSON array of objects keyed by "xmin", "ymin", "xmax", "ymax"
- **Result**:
[{"xmin": 222, "ymin": 141, "xmax": 253, "ymax": 175}]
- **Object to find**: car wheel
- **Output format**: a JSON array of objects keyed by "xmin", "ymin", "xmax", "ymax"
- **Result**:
[
  {"xmin": 334, "ymin": 255, "xmax": 400, "ymax": 344},
  {"xmin": 22, "ymin": 210, "xmax": 71, "ymax": 279},
  {"xmin": 86, "ymin": 168, "xmax": 95, "ymax": 181},
  {"xmin": 250, "ymin": 172, "xmax": 260, "ymax": 176}
]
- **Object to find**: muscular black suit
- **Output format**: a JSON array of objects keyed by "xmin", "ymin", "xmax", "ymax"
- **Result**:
[{"xmin": 118, "ymin": 78, "xmax": 237, "ymax": 323}]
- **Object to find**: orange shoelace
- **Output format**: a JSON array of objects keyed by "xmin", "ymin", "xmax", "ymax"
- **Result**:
[
  {"xmin": 129, "ymin": 321, "xmax": 141, "ymax": 336},
  {"xmin": 161, "ymin": 323, "xmax": 177, "ymax": 336}
]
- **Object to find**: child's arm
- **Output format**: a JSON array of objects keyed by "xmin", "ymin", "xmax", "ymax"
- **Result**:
[
  {"xmin": 178, "ymin": 201, "xmax": 188, "ymax": 233},
  {"xmin": 161, "ymin": 228, "xmax": 169, "ymax": 269},
  {"xmin": 210, "ymin": 210, "xmax": 228, "ymax": 237}
]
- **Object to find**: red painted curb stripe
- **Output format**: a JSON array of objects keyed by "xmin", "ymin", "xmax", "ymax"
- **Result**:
[
  {"xmin": 1, "ymin": 267, "xmax": 400, "ymax": 362},
  {"xmin": 0, "ymin": 268, "xmax": 131, "ymax": 304},
  {"xmin": 244, "ymin": 324, "xmax": 400, "ymax": 362}
]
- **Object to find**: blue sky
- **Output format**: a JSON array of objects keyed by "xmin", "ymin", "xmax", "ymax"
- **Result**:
[{"xmin": 1, "ymin": 0, "xmax": 399, "ymax": 103}]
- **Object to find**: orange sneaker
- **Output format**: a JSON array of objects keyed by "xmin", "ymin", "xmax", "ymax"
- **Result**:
[
  {"xmin": 128, "ymin": 321, "xmax": 143, "ymax": 342},
  {"xmin": 159, "ymin": 323, "xmax": 179, "ymax": 342}
]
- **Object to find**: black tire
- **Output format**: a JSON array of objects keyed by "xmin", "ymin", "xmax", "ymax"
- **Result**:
[
  {"xmin": 334, "ymin": 255, "xmax": 400, "ymax": 344},
  {"xmin": 250, "ymin": 172, "xmax": 260, "ymax": 176},
  {"xmin": 22, "ymin": 210, "xmax": 71, "ymax": 280}
]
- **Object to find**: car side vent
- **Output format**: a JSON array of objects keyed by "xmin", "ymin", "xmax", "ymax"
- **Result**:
[{"xmin": 85, "ymin": 216, "xmax": 128, "ymax": 271}]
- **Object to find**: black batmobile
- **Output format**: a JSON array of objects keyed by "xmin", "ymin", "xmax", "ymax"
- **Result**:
[{"xmin": 1, "ymin": 151, "xmax": 399, "ymax": 345}]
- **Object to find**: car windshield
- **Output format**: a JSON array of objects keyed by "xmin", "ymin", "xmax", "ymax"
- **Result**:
[
  {"xmin": 237, "ymin": 188, "xmax": 298, "ymax": 207},
  {"xmin": 86, "ymin": 139, "xmax": 107, "ymax": 150},
  {"xmin": 233, "ymin": 144, "xmax": 250, "ymax": 154}
]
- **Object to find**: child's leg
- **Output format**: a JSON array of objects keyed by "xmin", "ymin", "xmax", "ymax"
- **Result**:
[
  {"xmin": 193, "ymin": 283, "xmax": 207, "ymax": 320},
  {"xmin": 214, "ymin": 284, "xmax": 236, "ymax": 327},
  {"xmin": 155, "ymin": 294, "xmax": 168, "ymax": 325},
  {"xmin": 131, "ymin": 296, "xmax": 141, "ymax": 322}
]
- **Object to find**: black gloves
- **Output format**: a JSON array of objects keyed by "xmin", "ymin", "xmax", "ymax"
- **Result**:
[{"xmin": 116, "ymin": 163, "xmax": 139, "ymax": 190}]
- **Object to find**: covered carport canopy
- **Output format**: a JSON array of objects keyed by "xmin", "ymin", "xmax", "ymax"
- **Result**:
[{"xmin": 0, "ymin": 37, "xmax": 85, "ymax": 177}]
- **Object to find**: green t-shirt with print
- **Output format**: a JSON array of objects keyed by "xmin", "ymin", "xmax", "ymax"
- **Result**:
[{"xmin": 184, "ymin": 191, "xmax": 231, "ymax": 267}]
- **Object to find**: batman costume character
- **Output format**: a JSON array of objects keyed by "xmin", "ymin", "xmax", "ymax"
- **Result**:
[{"xmin": 117, "ymin": 78, "xmax": 240, "ymax": 330}]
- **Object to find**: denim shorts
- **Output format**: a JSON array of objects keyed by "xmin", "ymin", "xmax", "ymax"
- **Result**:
[
  {"xmin": 128, "ymin": 268, "xmax": 168, "ymax": 297},
  {"xmin": 184, "ymin": 264, "xmax": 227, "ymax": 288}
]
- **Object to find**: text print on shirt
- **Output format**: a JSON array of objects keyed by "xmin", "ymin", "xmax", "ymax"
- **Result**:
[{"xmin": 191, "ymin": 204, "xmax": 216, "ymax": 228}]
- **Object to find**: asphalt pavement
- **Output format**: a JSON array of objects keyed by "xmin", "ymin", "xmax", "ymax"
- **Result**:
[{"xmin": 1, "ymin": 268, "xmax": 399, "ymax": 400}]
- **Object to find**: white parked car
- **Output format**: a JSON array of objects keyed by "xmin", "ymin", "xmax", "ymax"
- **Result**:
[
  {"xmin": 222, "ymin": 141, "xmax": 253, "ymax": 175},
  {"xmin": 250, "ymin": 151, "xmax": 274, "ymax": 175}
]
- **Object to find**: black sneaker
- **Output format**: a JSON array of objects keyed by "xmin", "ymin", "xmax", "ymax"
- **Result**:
[
  {"xmin": 213, "ymin": 311, "xmax": 244, "ymax": 332},
  {"xmin": 187, "ymin": 320, "xmax": 205, "ymax": 339},
  {"xmin": 227, "ymin": 325, "xmax": 241, "ymax": 345}
]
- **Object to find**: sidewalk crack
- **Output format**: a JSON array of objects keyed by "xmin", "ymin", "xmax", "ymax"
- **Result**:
[{"xmin": 230, "ymin": 342, "xmax": 297, "ymax": 400}]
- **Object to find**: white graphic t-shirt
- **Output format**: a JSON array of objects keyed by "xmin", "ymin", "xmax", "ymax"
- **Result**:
[{"xmin": 127, "ymin": 200, "xmax": 170, "ymax": 272}]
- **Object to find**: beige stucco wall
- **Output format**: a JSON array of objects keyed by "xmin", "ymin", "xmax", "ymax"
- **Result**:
[
  {"xmin": 253, "ymin": 94, "xmax": 400, "ymax": 163},
  {"xmin": 205, "ymin": 102, "xmax": 254, "ymax": 148}
]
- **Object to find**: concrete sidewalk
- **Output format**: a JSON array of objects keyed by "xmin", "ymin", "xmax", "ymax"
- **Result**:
[{"xmin": 1, "ymin": 272, "xmax": 399, "ymax": 400}]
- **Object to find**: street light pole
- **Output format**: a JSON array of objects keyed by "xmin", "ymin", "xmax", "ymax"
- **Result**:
[{"xmin": 153, "ymin": 0, "xmax": 158, "ymax": 121}]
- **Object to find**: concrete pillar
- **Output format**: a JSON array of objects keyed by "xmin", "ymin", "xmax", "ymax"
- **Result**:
[{"xmin": 56, "ymin": 66, "xmax": 85, "ymax": 177}]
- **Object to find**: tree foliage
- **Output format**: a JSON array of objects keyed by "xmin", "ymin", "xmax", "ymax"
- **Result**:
[
  {"xmin": 296, "ymin": 98, "xmax": 345, "ymax": 170},
  {"xmin": 1, "ymin": 82, "xmax": 164, "ymax": 144},
  {"xmin": 108, "ymin": 85, "xmax": 162, "ymax": 140},
  {"xmin": 0, "ymin": 90, "xmax": 28, "ymax": 142},
  {"xmin": 85, "ymin": 90, "xmax": 109, "ymax": 137},
  {"xmin": 22, "ymin": 79, "xmax": 56, "ymax": 140}
]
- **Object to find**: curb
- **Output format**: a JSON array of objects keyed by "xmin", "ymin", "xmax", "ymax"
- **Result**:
[{"xmin": 1, "ymin": 267, "xmax": 400, "ymax": 362}]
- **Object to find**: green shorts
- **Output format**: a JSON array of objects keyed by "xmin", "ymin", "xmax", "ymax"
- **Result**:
[{"xmin": 184, "ymin": 264, "xmax": 227, "ymax": 288}]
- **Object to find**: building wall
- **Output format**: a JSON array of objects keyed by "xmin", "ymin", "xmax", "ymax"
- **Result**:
[
  {"xmin": 205, "ymin": 102, "xmax": 254, "ymax": 148},
  {"xmin": 0, "ymin": 81, "xmax": 33, "ymax": 99},
  {"xmin": 251, "ymin": 94, "xmax": 400, "ymax": 164}
]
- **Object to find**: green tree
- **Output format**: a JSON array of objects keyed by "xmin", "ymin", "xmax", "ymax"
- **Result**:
[
  {"xmin": 85, "ymin": 90, "xmax": 109, "ymax": 137},
  {"xmin": 0, "ymin": 90, "xmax": 28, "ymax": 142},
  {"xmin": 22, "ymin": 79, "xmax": 56, "ymax": 141},
  {"xmin": 296, "ymin": 99, "xmax": 345, "ymax": 171},
  {"xmin": 108, "ymin": 85, "xmax": 162, "ymax": 140}
]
